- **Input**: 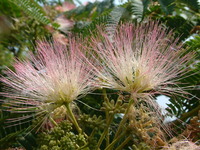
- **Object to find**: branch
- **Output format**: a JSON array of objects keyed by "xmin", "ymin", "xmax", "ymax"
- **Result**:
[{"xmin": 171, "ymin": 104, "xmax": 200, "ymax": 125}]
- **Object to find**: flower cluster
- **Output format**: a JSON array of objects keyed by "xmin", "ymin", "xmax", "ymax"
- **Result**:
[{"xmin": 0, "ymin": 21, "xmax": 195, "ymax": 129}]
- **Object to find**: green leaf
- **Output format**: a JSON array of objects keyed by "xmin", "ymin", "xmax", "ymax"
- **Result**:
[
  {"xmin": 65, "ymin": 0, "xmax": 114, "ymax": 21},
  {"xmin": 143, "ymin": 0, "xmax": 151, "ymax": 13},
  {"xmin": 178, "ymin": 0, "xmax": 200, "ymax": 12},
  {"xmin": 131, "ymin": 0, "xmax": 150, "ymax": 21},
  {"xmin": 71, "ymin": 6, "xmax": 124, "ymax": 37},
  {"xmin": 106, "ymin": 7, "xmax": 125, "ymax": 39},
  {"xmin": 167, "ymin": 103, "xmax": 177, "ymax": 115},
  {"xmin": 8, "ymin": 0, "xmax": 56, "ymax": 27},
  {"xmin": 158, "ymin": 0, "xmax": 175, "ymax": 15},
  {"xmin": 17, "ymin": 136, "xmax": 34, "ymax": 150},
  {"xmin": 160, "ymin": 15, "xmax": 194, "ymax": 41},
  {"xmin": 0, "ymin": 130, "xmax": 23, "ymax": 149}
]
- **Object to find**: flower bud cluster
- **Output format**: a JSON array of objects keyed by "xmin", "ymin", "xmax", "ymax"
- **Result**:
[
  {"xmin": 128, "ymin": 104, "xmax": 167, "ymax": 148},
  {"xmin": 78, "ymin": 114, "xmax": 106, "ymax": 130},
  {"xmin": 37, "ymin": 121, "xmax": 86, "ymax": 150}
]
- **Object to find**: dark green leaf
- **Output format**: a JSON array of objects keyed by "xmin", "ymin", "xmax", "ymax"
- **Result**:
[
  {"xmin": 178, "ymin": 0, "xmax": 200, "ymax": 12},
  {"xmin": 131, "ymin": 0, "xmax": 150, "ymax": 21},
  {"xmin": 158, "ymin": 0, "xmax": 175, "ymax": 15}
]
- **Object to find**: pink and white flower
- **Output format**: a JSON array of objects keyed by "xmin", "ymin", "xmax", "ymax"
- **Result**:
[
  {"xmin": 0, "ymin": 39, "xmax": 95, "ymax": 127},
  {"xmin": 89, "ymin": 22, "xmax": 195, "ymax": 100}
]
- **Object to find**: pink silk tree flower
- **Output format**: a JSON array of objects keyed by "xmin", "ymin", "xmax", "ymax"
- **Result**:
[
  {"xmin": 89, "ymin": 22, "xmax": 195, "ymax": 101},
  {"xmin": 0, "ymin": 39, "xmax": 95, "ymax": 128}
]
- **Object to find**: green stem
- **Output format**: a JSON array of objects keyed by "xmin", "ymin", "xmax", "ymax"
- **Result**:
[
  {"xmin": 172, "ymin": 104, "xmax": 200, "ymax": 125},
  {"xmin": 115, "ymin": 135, "xmax": 132, "ymax": 150},
  {"xmin": 96, "ymin": 89, "xmax": 113, "ymax": 149},
  {"xmin": 106, "ymin": 122, "xmax": 110, "ymax": 147},
  {"xmin": 114, "ymin": 98, "xmax": 134, "ymax": 139},
  {"xmin": 89, "ymin": 128, "xmax": 96, "ymax": 138},
  {"xmin": 49, "ymin": 116, "xmax": 58, "ymax": 126},
  {"xmin": 103, "ymin": 89, "xmax": 110, "ymax": 147},
  {"xmin": 104, "ymin": 131, "xmax": 126, "ymax": 150},
  {"xmin": 96, "ymin": 114, "xmax": 114, "ymax": 149},
  {"xmin": 78, "ymin": 143, "xmax": 89, "ymax": 150},
  {"xmin": 102, "ymin": 88, "xmax": 107, "ymax": 97},
  {"xmin": 105, "ymin": 105, "xmax": 110, "ymax": 146},
  {"xmin": 65, "ymin": 103, "xmax": 82, "ymax": 134},
  {"xmin": 78, "ymin": 129, "xmax": 96, "ymax": 150}
]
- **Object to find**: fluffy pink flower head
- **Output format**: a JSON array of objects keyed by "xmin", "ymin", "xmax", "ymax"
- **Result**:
[
  {"xmin": 55, "ymin": 15, "xmax": 74, "ymax": 33},
  {"xmin": 163, "ymin": 140, "xmax": 200, "ymax": 150},
  {"xmin": 0, "ymin": 39, "xmax": 94, "ymax": 127},
  {"xmin": 55, "ymin": 2, "xmax": 76, "ymax": 12},
  {"xmin": 90, "ymin": 21, "xmax": 195, "ymax": 99}
]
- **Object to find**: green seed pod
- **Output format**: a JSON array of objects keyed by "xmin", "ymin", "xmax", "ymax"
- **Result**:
[
  {"xmin": 111, "ymin": 99, "xmax": 115, "ymax": 105},
  {"xmin": 52, "ymin": 146, "xmax": 61, "ymax": 150},
  {"xmin": 109, "ymin": 110, "xmax": 114, "ymax": 114},
  {"xmin": 116, "ymin": 99, "xmax": 123, "ymax": 106},
  {"xmin": 40, "ymin": 145, "xmax": 48, "ymax": 150},
  {"xmin": 49, "ymin": 140, "xmax": 57, "ymax": 146}
]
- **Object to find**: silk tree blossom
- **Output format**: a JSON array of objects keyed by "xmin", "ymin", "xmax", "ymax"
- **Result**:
[
  {"xmin": 0, "ymin": 39, "xmax": 95, "ymax": 127},
  {"xmin": 89, "ymin": 22, "xmax": 195, "ymax": 100}
]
